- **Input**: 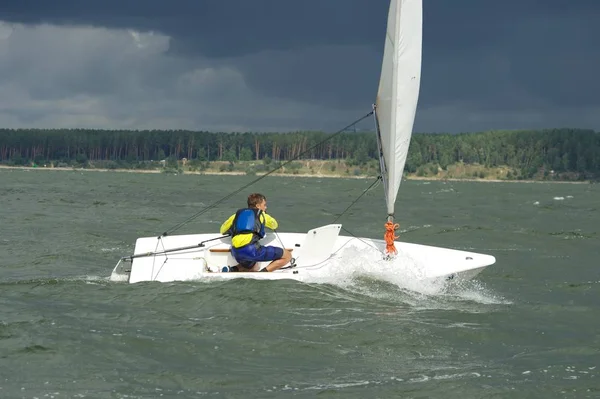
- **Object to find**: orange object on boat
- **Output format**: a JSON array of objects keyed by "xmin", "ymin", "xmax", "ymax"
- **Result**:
[{"xmin": 384, "ymin": 221, "xmax": 399, "ymax": 255}]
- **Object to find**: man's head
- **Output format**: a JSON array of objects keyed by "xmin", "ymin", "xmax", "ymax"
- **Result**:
[{"xmin": 247, "ymin": 193, "xmax": 267, "ymax": 211}]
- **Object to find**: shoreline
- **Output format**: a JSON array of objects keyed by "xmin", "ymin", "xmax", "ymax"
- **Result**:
[
  {"xmin": 0, "ymin": 164, "xmax": 591, "ymax": 184},
  {"xmin": 0, "ymin": 164, "xmax": 370, "ymax": 179}
]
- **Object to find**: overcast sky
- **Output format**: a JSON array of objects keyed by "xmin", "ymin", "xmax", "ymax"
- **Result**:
[{"xmin": 1, "ymin": 0, "xmax": 598, "ymax": 133}]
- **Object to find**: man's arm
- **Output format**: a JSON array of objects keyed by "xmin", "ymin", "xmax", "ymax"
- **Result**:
[
  {"xmin": 220, "ymin": 214, "xmax": 235, "ymax": 235},
  {"xmin": 262, "ymin": 213, "xmax": 278, "ymax": 230}
]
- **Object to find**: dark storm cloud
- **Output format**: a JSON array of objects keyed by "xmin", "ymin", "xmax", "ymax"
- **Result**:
[
  {"xmin": 1, "ymin": 0, "xmax": 599, "ymax": 132},
  {"xmin": 2, "ymin": 0, "xmax": 386, "ymax": 56}
]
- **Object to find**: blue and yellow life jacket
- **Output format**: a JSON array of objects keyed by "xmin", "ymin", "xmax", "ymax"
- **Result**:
[{"xmin": 229, "ymin": 208, "xmax": 265, "ymax": 241}]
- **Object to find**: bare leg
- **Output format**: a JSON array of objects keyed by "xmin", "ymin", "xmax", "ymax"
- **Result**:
[{"xmin": 262, "ymin": 249, "xmax": 292, "ymax": 272}]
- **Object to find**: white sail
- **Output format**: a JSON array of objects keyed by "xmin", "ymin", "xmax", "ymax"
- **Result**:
[{"xmin": 375, "ymin": 0, "xmax": 422, "ymax": 217}]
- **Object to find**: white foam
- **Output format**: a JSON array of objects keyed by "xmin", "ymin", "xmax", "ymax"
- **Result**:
[
  {"xmin": 301, "ymin": 246, "xmax": 508, "ymax": 307},
  {"xmin": 399, "ymin": 224, "xmax": 432, "ymax": 234},
  {"xmin": 306, "ymin": 245, "xmax": 446, "ymax": 296},
  {"xmin": 432, "ymin": 372, "xmax": 481, "ymax": 380},
  {"xmin": 100, "ymin": 247, "xmax": 121, "ymax": 253},
  {"xmin": 450, "ymin": 280, "xmax": 512, "ymax": 305}
]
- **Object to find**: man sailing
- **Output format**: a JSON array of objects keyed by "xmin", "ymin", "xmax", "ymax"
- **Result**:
[{"xmin": 220, "ymin": 193, "xmax": 292, "ymax": 272}]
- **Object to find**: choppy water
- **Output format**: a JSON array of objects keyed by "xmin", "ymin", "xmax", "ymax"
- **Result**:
[{"xmin": 1, "ymin": 169, "xmax": 599, "ymax": 398}]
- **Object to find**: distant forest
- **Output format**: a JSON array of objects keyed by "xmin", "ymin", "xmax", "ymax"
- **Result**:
[{"xmin": 1, "ymin": 127, "xmax": 599, "ymax": 180}]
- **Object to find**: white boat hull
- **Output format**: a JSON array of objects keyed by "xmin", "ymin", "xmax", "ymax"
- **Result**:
[{"xmin": 111, "ymin": 224, "xmax": 495, "ymax": 284}]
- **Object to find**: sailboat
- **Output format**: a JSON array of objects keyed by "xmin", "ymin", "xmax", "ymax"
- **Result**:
[{"xmin": 110, "ymin": 0, "xmax": 495, "ymax": 284}]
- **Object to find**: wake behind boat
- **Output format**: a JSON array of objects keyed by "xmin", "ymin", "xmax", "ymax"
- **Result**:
[{"xmin": 111, "ymin": 0, "xmax": 496, "ymax": 284}]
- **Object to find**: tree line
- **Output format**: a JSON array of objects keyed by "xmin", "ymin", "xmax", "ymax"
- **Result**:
[{"xmin": 1, "ymin": 127, "xmax": 598, "ymax": 180}]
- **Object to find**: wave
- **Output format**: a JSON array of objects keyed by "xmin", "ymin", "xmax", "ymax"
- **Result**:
[{"xmin": 298, "ymin": 246, "xmax": 510, "ymax": 310}]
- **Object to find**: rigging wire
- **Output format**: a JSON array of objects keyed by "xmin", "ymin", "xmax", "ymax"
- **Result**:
[
  {"xmin": 332, "ymin": 175, "xmax": 382, "ymax": 224},
  {"xmin": 329, "ymin": 175, "xmax": 388, "ymax": 255},
  {"xmin": 120, "ymin": 235, "xmax": 230, "ymax": 261},
  {"xmin": 160, "ymin": 110, "xmax": 374, "ymax": 237}
]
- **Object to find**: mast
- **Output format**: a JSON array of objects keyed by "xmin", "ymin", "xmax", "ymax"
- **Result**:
[
  {"xmin": 375, "ymin": 0, "xmax": 422, "ymax": 256},
  {"xmin": 372, "ymin": 103, "xmax": 391, "ymax": 223}
]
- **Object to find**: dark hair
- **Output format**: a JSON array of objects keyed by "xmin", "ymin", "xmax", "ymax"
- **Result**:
[{"xmin": 247, "ymin": 193, "xmax": 266, "ymax": 208}]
